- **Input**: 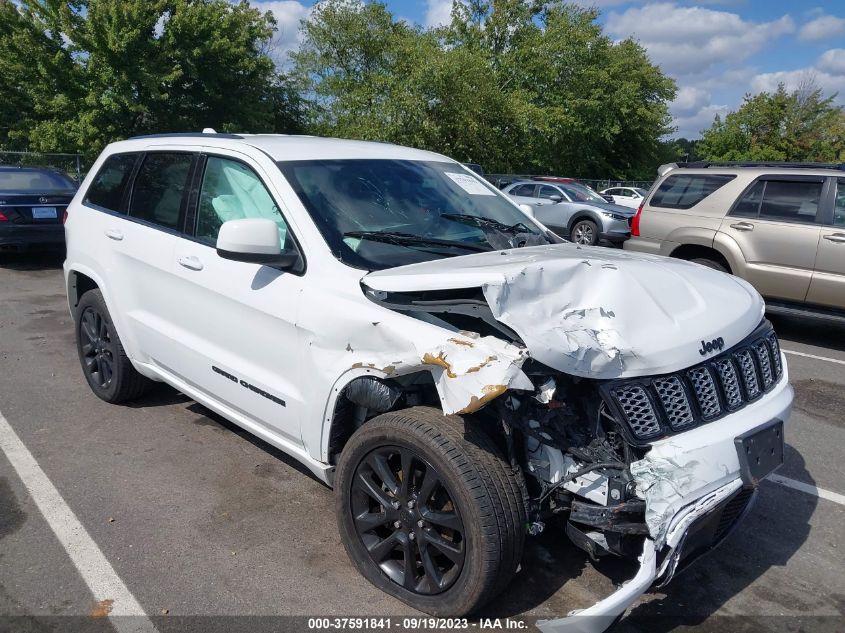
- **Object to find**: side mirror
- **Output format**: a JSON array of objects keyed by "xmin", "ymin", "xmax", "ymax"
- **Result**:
[
  {"xmin": 518, "ymin": 203, "xmax": 535, "ymax": 218},
  {"xmin": 549, "ymin": 194, "xmax": 563, "ymax": 203},
  {"xmin": 216, "ymin": 218, "xmax": 300, "ymax": 269}
]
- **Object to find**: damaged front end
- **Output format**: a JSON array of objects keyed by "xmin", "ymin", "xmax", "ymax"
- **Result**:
[{"xmin": 357, "ymin": 252, "xmax": 792, "ymax": 629}]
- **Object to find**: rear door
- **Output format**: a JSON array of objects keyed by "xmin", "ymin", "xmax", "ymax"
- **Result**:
[
  {"xmin": 806, "ymin": 177, "xmax": 845, "ymax": 309},
  {"xmin": 108, "ymin": 151, "xmax": 199, "ymax": 364},
  {"xmin": 718, "ymin": 176, "xmax": 824, "ymax": 302}
]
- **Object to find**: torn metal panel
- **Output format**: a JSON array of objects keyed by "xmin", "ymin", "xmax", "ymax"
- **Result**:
[
  {"xmin": 364, "ymin": 244, "xmax": 765, "ymax": 379},
  {"xmin": 419, "ymin": 336, "xmax": 533, "ymax": 414}
]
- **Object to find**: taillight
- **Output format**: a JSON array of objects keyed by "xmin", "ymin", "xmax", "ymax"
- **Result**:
[
  {"xmin": 631, "ymin": 203, "xmax": 643, "ymax": 237},
  {"xmin": 0, "ymin": 211, "xmax": 8, "ymax": 222},
  {"xmin": 62, "ymin": 209, "xmax": 69, "ymax": 224}
]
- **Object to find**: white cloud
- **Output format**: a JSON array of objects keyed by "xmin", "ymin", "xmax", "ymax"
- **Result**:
[
  {"xmin": 605, "ymin": 3, "xmax": 794, "ymax": 76},
  {"xmin": 671, "ymin": 86, "xmax": 710, "ymax": 117},
  {"xmin": 749, "ymin": 49, "xmax": 845, "ymax": 104},
  {"xmin": 425, "ymin": 0, "xmax": 453, "ymax": 28},
  {"xmin": 672, "ymin": 103, "xmax": 731, "ymax": 138},
  {"xmin": 818, "ymin": 48, "xmax": 845, "ymax": 75},
  {"xmin": 798, "ymin": 14, "xmax": 845, "ymax": 41},
  {"xmin": 257, "ymin": 0, "xmax": 311, "ymax": 67}
]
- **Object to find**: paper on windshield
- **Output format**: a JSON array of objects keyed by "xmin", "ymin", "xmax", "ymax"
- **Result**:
[{"xmin": 444, "ymin": 172, "xmax": 495, "ymax": 196}]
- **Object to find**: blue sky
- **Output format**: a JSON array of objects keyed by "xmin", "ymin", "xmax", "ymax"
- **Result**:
[{"xmin": 257, "ymin": 0, "xmax": 845, "ymax": 138}]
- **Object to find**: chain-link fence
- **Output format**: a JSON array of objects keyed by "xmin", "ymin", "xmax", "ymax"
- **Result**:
[
  {"xmin": 579, "ymin": 178, "xmax": 653, "ymax": 192},
  {"xmin": 0, "ymin": 150, "xmax": 84, "ymax": 182}
]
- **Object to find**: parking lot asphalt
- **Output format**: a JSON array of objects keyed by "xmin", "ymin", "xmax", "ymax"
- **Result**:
[{"xmin": 1, "ymin": 253, "xmax": 843, "ymax": 633}]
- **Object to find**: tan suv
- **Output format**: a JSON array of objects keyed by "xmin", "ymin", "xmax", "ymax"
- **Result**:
[{"xmin": 625, "ymin": 162, "xmax": 845, "ymax": 316}]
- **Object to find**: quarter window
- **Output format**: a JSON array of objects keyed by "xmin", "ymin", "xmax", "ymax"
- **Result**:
[
  {"xmin": 128, "ymin": 153, "xmax": 193, "ymax": 230},
  {"xmin": 85, "ymin": 154, "xmax": 138, "ymax": 213},
  {"xmin": 650, "ymin": 174, "xmax": 735, "ymax": 209},
  {"xmin": 195, "ymin": 157, "xmax": 289, "ymax": 247}
]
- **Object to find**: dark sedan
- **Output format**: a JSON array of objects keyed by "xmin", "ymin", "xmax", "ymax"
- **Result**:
[{"xmin": 0, "ymin": 166, "xmax": 77, "ymax": 253}]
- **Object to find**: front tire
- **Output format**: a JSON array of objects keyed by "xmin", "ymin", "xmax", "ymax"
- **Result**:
[
  {"xmin": 570, "ymin": 219, "xmax": 599, "ymax": 246},
  {"xmin": 74, "ymin": 289, "xmax": 152, "ymax": 403},
  {"xmin": 690, "ymin": 257, "xmax": 728, "ymax": 273},
  {"xmin": 335, "ymin": 407, "xmax": 526, "ymax": 616}
]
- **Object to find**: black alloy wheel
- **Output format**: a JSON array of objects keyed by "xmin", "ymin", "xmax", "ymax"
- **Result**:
[
  {"xmin": 350, "ymin": 446, "xmax": 465, "ymax": 595},
  {"xmin": 78, "ymin": 306, "xmax": 115, "ymax": 390},
  {"xmin": 74, "ymin": 289, "xmax": 152, "ymax": 403}
]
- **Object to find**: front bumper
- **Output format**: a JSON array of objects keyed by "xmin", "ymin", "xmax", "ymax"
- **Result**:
[
  {"xmin": 598, "ymin": 216, "xmax": 632, "ymax": 243},
  {"xmin": 537, "ymin": 362, "xmax": 793, "ymax": 633},
  {"xmin": 0, "ymin": 224, "xmax": 65, "ymax": 250},
  {"xmin": 537, "ymin": 479, "xmax": 747, "ymax": 633}
]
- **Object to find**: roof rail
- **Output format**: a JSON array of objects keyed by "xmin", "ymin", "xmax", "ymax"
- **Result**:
[
  {"xmin": 676, "ymin": 160, "xmax": 845, "ymax": 171},
  {"xmin": 128, "ymin": 132, "xmax": 244, "ymax": 140}
]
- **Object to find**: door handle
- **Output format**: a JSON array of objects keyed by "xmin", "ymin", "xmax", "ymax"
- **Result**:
[
  {"xmin": 823, "ymin": 233, "xmax": 845, "ymax": 244},
  {"xmin": 104, "ymin": 229, "xmax": 124, "ymax": 241},
  {"xmin": 177, "ymin": 255, "xmax": 204, "ymax": 271},
  {"xmin": 730, "ymin": 222, "xmax": 754, "ymax": 232}
]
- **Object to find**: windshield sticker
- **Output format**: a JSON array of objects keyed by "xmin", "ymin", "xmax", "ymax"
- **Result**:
[{"xmin": 444, "ymin": 172, "xmax": 495, "ymax": 196}]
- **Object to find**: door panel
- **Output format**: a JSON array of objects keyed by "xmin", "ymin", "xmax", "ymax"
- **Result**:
[
  {"xmin": 167, "ymin": 155, "xmax": 304, "ymax": 445},
  {"xmin": 108, "ymin": 153, "xmax": 195, "ymax": 363},
  {"xmin": 807, "ymin": 178, "xmax": 845, "ymax": 309},
  {"xmin": 718, "ymin": 178, "xmax": 823, "ymax": 302}
]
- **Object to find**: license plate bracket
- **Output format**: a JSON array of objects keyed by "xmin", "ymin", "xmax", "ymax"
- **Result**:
[{"xmin": 735, "ymin": 419, "xmax": 784, "ymax": 485}]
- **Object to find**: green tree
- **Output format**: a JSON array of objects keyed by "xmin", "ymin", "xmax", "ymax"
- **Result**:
[
  {"xmin": 291, "ymin": 0, "xmax": 676, "ymax": 178},
  {"xmin": 697, "ymin": 81, "xmax": 845, "ymax": 163},
  {"xmin": 0, "ymin": 0, "xmax": 303, "ymax": 157}
]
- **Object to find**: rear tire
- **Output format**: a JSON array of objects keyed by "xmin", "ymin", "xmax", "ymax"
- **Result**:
[
  {"xmin": 335, "ymin": 406, "xmax": 526, "ymax": 616},
  {"xmin": 74, "ymin": 289, "xmax": 152, "ymax": 403},
  {"xmin": 570, "ymin": 219, "xmax": 599, "ymax": 246},
  {"xmin": 690, "ymin": 257, "xmax": 728, "ymax": 273}
]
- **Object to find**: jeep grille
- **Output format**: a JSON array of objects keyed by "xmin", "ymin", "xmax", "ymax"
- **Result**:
[{"xmin": 603, "ymin": 321, "xmax": 784, "ymax": 444}]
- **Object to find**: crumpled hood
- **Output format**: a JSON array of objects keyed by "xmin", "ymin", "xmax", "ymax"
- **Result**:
[{"xmin": 363, "ymin": 244, "xmax": 764, "ymax": 379}]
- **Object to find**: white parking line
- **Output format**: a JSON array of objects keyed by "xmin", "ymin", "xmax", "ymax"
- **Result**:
[
  {"xmin": 0, "ymin": 409, "xmax": 158, "ymax": 633},
  {"xmin": 767, "ymin": 473, "xmax": 845, "ymax": 506},
  {"xmin": 782, "ymin": 349, "xmax": 845, "ymax": 366}
]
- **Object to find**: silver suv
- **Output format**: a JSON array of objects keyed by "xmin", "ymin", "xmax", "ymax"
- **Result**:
[
  {"xmin": 503, "ymin": 180, "xmax": 634, "ymax": 245},
  {"xmin": 625, "ymin": 162, "xmax": 845, "ymax": 315}
]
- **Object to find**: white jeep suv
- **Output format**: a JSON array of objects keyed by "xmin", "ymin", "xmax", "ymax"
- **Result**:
[{"xmin": 64, "ymin": 133, "xmax": 793, "ymax": 629}]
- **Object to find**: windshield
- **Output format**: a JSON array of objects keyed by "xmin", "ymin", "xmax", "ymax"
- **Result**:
[
  {"xmin": 0, "ymin": 169, "xmax": 76, "ymax": 193},
  {"xmin": 560, "ymin": 183, "xmax": 606, "ymax": 203},
  {"xmin": 634, "ymin": 188, "xmax": 649, "ymax": 197},
  {"xmin": 277, "ymin": 159, "xmax": 554, "ymax": 270}
]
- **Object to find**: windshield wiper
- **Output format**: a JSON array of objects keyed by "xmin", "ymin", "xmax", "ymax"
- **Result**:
[
  {"xmin": 440, "ymin": 213, "xmax": 531, "ymax": 234},
  {"xmin": 344, "ymin": 230, "xmax": 490, "ymax": 252}
]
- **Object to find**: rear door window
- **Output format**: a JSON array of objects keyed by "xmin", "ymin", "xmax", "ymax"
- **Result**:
[
  {"xmin": 650, "ymin": 174, "xmax": 736, "ymax": 209},
  {"xmin": 758, "ymin": 180, "xmax": 823, "ymax": 224},
  {"xmin": 128, "ymin": 153, "xmax": 194, "ymax": 231},
  {"xmin": 731, "ymin": 181, "xmax": 765, "ymax": 218},
  {"xmin": 85, "ymin": 154, "xmax": 139, "ymax": 213},
  {"xmin": 835, "ymin": 179, "xmax": 845, "ymax": 226}
]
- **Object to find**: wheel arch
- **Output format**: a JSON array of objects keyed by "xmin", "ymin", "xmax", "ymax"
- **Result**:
[
  {"xmin": 669, "ymin": 243, "xmax": 732, "ymax": 273},
  {"xmin": 567, "ymin": 210, "xmax": 600, "ymax": 232},
  {"xmin": 320, "ymin": 368, "xmax": 440, "ymax": 466}
]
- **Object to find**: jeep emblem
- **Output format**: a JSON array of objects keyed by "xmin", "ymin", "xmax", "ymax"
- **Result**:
[{"xmin": 699, "ymin": 337, "xmax": 725, "ymax": 356}]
